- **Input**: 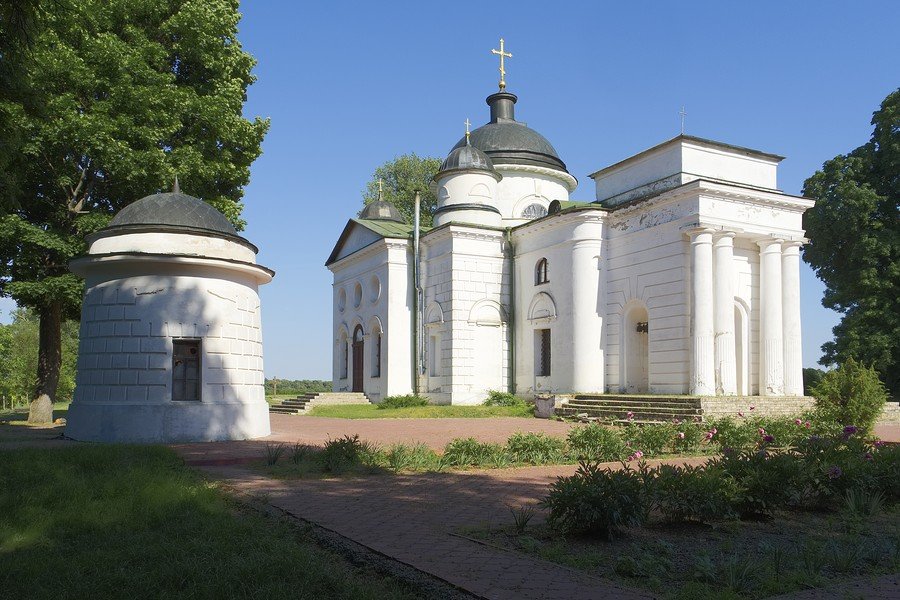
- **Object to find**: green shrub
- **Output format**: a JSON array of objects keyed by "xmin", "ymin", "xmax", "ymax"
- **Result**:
[
  {"xmin": 483, "ymin": 390, "xmax": 527, "ymax": 407},
  {"xmin": 710, "ymin": 449, "xmax": 802, "ymax": 517},
  {"xmin": 709, "ymin": 417, "xmax": 759, "ymax": 451},
  {"xmin": 543, "ymin": 462, "xmax": 646, "ymax": 538},
  {"xmin": 566, "ymin": 423, "xmax": 628, "ymax": 462},
  {"xmin": 320, "ymin": 434, "xmax": 376, "ymax": 473},
  {"xmin": 382, "ymin": 443, "xmax": 439, "ymax": 472},
  {"xmin": 811, "ymin": 358, "xmax": 888, "ymax": 435},
  {"xmin": 442, "ymin": 437, "xmax": 505, "ymax": 468},
  {"xmin": 377, "ymin": 394, "xmax": 429, "ymax": 409},
  {"xmin": 505, "ymin": 432, "xmax": 566, "ymax": 464},
  {"xmin": 647, "ymin": 464, "xmax": 739, "ymax": 523},
  {"xmin": 622, "ymin": 422, "xmax": 676, "ymax": 456}
]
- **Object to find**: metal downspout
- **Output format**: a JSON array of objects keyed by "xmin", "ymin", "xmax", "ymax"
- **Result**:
[
  {"xmin": 412, "ymin": 192, "xmax": 422, "ymax": 394},
  {"xmin": 506, "ymin": 228, "xmax": 516, "ymax": 393}
]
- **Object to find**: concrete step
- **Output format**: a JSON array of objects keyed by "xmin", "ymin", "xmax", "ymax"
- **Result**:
[{"xmin": 566, "ymin": 400, "xmax": 704, "ymax": 410}]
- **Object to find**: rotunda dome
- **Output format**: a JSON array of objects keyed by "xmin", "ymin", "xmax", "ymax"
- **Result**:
[
  {"xmin": 359, "ymin": 199, "xmax": 405, "ymax": 222},
  {"xmin": 107, "ymin": 191, "xmax": 238, "ymax": 237},
  {"xmin": 448, "ymin": 92, "xmax": 568, "ymax": 173}
]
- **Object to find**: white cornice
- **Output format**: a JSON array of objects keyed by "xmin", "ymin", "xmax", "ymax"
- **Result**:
[
  {"xmin": 327, "ymin": 238, "xmax": 409, "ymax": 273},
  {"xmin": 496, "ymin": 164, "xmax": 579, "ymax": 192}
]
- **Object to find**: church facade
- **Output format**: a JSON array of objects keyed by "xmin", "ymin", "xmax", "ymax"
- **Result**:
[{"xmin": 327, "ymin": 85, "xmax": 813, "ymax": 405}]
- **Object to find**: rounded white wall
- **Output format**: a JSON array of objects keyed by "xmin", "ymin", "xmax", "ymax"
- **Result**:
[
  {"xmin": 434, "ymin": 171, "xmax": 501, "ymax": 228},
  {"xmin": 495, "ymin": 167, "xmax": 573, "ymax": 225}
]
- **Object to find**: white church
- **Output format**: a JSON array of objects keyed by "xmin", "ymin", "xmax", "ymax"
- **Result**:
[{"xmin": 327, "ymin": 47, "xmax": 813, "ymax": 406}]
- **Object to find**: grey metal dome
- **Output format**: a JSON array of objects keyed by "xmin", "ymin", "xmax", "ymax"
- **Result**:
[
  {"xmin": 107, "ymin": 191, "xmax": 238, "ymax": 237},
  {"xmin": 435, "ymin": 141, "xmax": 498, "ymax": 180},
  {"xmin": 449, "ymin": 92, "xmax": 568, "ymax": 173},
  {"xmin": 359, "ymin": 199, "xmax": 405, "ymax": 222}
]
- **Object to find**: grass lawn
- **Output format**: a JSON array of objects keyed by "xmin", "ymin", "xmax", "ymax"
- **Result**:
[
  {"xmin": 466, "ymin": 508, "xmax": 900, "ymax": 599},
  {"xmin": 306, "ymin": 403, "xmax": 533, "ymax": 419},
  {"xmin": 0, "ymin": 401, "xmax": 70, "ymax": 422},
  {"xmin": 0, "ymin": 446, "xmax": 419, "ymax": 599}
]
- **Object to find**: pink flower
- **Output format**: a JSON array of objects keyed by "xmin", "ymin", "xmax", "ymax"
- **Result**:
[
  {"xmin": 749, "ymin": 405, "xmax": 756, "ymax": 411},
  {"xmin": 737, "ymin": 411, "xmax": 744, "ymax": 418},
  {"xmin": 758, "ymin": 427, "xmax": 767, "ymax": 436},
  {"xmin": 626, "ymin": 411, "xmax": 634, "ymax": 421},
  {"xmin": 627, "ymin": 450, "xmax": 644, "ymax": 461},
  {"xmin": 705, "ymin": 431, "xmax": 714, "ymax": 440},
  {"xmin": 763, "ymin": 434, "xmax": 775, "ymax": 443},
  {"xmin": 794, "ymin": 418, "xmax": 802, "ymax": 426},
  {"xmin": 805, "ymin": 421, "xmax": 811, "ymax": 428},
  {"xmin": 711, "ymin": 428, "xmax": 718, "ymax": 435},
  {"xmin": 676, "ymin": 432, "xmax": 685, "ymax": 439},
  {"xmin": 874, "ymin": 440, "xmax": 885, "ymax": 448}
]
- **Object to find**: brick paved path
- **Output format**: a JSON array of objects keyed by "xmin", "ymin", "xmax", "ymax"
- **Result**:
[{"xmin": 201, "ymin": 462, "xmax": 658, "ymax": 600}]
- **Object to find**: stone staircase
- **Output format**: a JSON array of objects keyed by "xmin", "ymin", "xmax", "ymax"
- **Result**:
[
  {"xmin": 556, "ymin": 394, "xmax": 703, "ymax": 423},
  {"xmin": 269, "ymin": 392, "xmax": 371, "ymax": 415}
]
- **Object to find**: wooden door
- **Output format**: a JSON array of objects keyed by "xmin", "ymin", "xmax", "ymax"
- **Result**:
[{"xmin": 352, "ymin": 325, "xmax": 364, "ymax": 392}]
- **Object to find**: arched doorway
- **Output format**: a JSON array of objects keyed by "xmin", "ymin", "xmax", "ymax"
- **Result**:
[
  {"xmin": 623, "ymin": 304, "xmax": 649, "ymax": 393},
  {"xmin": 352, "ymin": 325, "xmax": 364, "ymax": 392},
  {"xmin": 734, "ymin": 302, "xmax": 750, "ymax": 396}
]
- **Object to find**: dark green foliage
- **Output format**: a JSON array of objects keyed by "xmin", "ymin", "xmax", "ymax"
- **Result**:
[
  {"xmin": 708, "ymin": 417, "xmax": 760, "ymax": 451},
  {"xmin": 264, "ymin": 442, "xmax": 287, "ymax": 465},
  {"xmin": 802, "ymin": 89, "xmax": 899, "ymax": 397},
  {"xmin": 811, "ymin": 358, "xmax": 888, "ymax": 434},
  {"xmin": 566, "ymin": 423, "xmax": 628, "ymax": 462},
  {"xmin": 0, "ymin": 446, "xmax": 416, "ymax": 599},
  {"xmin": 384, "ymin": 443, "xmax": 440, "ymax": 472},
  {"xmin": 267, "ymin": 379, "xmax": 331, "ymax": 396},
  {"xmin": 648, "ymin": 464, "xmax": 740, "ymax": 523},
  {"xmin": 543, "ymin": 462, "xmax": 646, "ymax": 538},
  {"xmin": 711, "ymin": 449, "xmax": 803, "ymax": 517},
  {"xmin": 320, "ymin": 434, "xmax": 378, "ymax": 474},
  {"xmin": 378, "ymin": 394, "xmax": 429, "ymax": 409},
  {"xmin": 483, "ymin": 390, "xmax": 528, "ymax": 407},
  {"xmin": 361, "ymin": 154, "xmax": 441, "ymax": 226},
  {"xmin": 505, "ymin": 432, "xmax": 566, "ymax": 465},
  {"xmin": 803, "ymin": 367, "xmax": 826, "ymax": 396},
  {"xmin": 672, "ymin": 421, "xmax": 705, "ymax": 453}
]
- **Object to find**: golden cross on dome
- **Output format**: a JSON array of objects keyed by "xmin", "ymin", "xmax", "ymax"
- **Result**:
[
  {"xmin": 491, "ymin": 38, "xmax": 512, "ymax": 91},
  {"xmin": 465, "ymin": 118, "xmax": 471, "ymax": 143},
  {"xmin": 377, "ymin": 178, "xmax": 384, "ymax": 200}
]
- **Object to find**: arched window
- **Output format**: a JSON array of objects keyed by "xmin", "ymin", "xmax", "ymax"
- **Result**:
[
  {"xmin": 372, "ymin": 325, "xmax": 382, "ymax": 378},
  {"xmin": 339, "ymin": 333, "xmax": 349, "ymax": 379},
  {"xmin": 522, "ymin": 203, "xmax": 548, "ymax": 219},
  {"xmin": 535, "ymin": 258, "xmax": 549, "ymax": 285}
]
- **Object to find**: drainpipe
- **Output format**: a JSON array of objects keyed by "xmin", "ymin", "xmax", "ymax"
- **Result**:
[
  {"xmin": 506, "ymin": 228, "xmax": 516, "ymax": 394},
  {"xmin": 412, "ymin": 192, "xmax": 423, "ymax": 394}
]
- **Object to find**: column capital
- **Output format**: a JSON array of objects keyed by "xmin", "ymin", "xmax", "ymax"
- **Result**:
[
  {"xmin": 757, "ymin": 237, "xmax": 784, "ymax": 251},
  {"xmin": 781, "ymin": 240, "xmax": 804, "ymax": 251},
  {"xmin": 682, "ymin": 224, "xmax": 715, "ymax": 236},
  {"xmin": 713, "ymin": 231, "xmax": 736, "ymax": 245}
]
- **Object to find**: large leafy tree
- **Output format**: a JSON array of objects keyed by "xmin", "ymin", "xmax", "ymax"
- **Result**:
[
  {"xmin": 0, "ymin": 0, "xmax": 269, "ymax": 419},
  {"xmin": 362, "ymin": 153, "xmax": 440, "ymax": 227},
  {"xmin": 802, "ymin": 89, "xmax": 899, "ymax": 398}
]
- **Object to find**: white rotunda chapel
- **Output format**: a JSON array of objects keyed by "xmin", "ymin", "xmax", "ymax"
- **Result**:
[
  {"xmin": 66, "ymin": 186, "xmax": 274, "ymax": 443},
  {"xmin": 328, "ymin": 52, "xmax": 814, "ymax": 408}
]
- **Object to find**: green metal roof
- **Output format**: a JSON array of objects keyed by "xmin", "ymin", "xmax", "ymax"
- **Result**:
[{"xmin": 326, "ymin": 218, "xmax": 432, "ymax": 266}]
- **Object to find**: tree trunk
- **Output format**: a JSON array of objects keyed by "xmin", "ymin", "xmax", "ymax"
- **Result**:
[
  {"xmin": 27, "ymin": 301, "xmax": 62, "ymax": 424},
  {"xmin": 36, "ymin": 301, "xmax": 62, "ymax": 399}
]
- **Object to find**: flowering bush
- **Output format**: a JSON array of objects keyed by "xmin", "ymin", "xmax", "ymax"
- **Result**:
[
  {"xmin": 621, "ymin": 422, "xmax": 675, "ymax": 456},
  {"xmin": 811, "ymin": 358, "xmax": 888, "ymax": 435}
]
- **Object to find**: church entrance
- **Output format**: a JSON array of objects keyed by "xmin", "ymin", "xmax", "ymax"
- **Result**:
[
  {"xmin": 624, "ymin": 304, "xmax": 649, "ymax": 393},
  {"xmin": 352, "ymin": 325, "xmax": 364, "ymax": 393}
]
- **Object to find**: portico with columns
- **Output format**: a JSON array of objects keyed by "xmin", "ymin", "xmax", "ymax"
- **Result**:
[{"xmin": 328, "ymin": 42, "xmax": 814, "ymax": 405}]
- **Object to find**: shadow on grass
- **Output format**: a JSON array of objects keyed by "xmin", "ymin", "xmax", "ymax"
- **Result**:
[{"xmin": 0, "ymin": 445, "xmax": 419, "ymax": 600}]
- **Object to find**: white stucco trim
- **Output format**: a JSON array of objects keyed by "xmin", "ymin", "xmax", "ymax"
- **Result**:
[{"xmin": 496, "ymin": 163, "xmax": 578, "ymax": 192}]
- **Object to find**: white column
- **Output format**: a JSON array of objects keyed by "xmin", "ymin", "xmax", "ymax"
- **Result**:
[
  {"xmin": 781, "ymin": 241, "xmax": 804, "ymax": 396},
  {"xmin": 571, "ymin": 232, "xmax": 604, "ymax": 393},
  {"xmin": 713, "ymin": 232, "xmax": 737, "ymax": 395},
  {"xmin": 758, "ymin": 238, "xmax": 784, "ymax": 396},
  {"xmin": 689, "ymin": 228, "xmax": 715, "ymax": 395}
]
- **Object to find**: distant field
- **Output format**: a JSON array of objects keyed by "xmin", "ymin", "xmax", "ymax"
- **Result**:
[{"xmin": 306, "ymin": 404, "xmax": 533, "ymax": 419}]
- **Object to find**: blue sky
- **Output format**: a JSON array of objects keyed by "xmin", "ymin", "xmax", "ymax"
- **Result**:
[{"xmin": 4, "ymin": 1, "xmax": 897, "ymax": 380}]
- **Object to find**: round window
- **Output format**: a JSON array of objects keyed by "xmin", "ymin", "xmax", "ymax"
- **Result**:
[
  {"xmin": 353, "ymin": 282, "xmax": 363, "ymax": 308},
  {"xmin": 337, "ymin": 288, "xmax": 347, "ymax": 312},
  {"xmin": 369, "ymin": 275, "xmax": 381, "ymax": 303}
]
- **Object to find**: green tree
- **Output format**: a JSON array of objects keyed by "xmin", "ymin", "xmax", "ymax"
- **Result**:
[
  {"xmin": 802, "ymin": 89, "xmax": 899, "ymax": 398},
  {"xmin": 0, "ymin": 0, "xmax": 269, "ymax": 419},
  {"xmin": 0, "ymin": 308, "xmax": 79, "ymax": 411},
  {"xmin": 362, "ymin": 153, "xmax": 441, "ymax": 227}
]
